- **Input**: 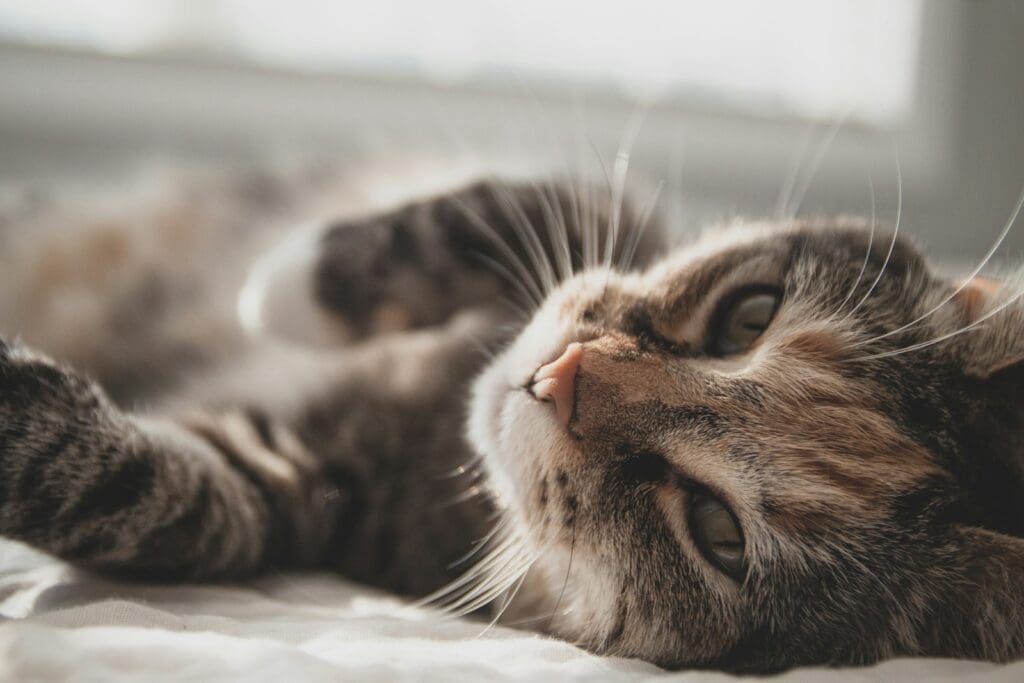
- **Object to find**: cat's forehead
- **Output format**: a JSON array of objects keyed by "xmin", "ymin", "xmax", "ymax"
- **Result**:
[
  {"xmin": 583, "ymin": 220, "xmax": 944, "ymax": 513},
  {"xmin": 646, "ymin": 220, "xmax": 796, "ymax": 282},
  {"xmin": 644, "ymin": 219, "xmax": 928, "ymax": 308}
]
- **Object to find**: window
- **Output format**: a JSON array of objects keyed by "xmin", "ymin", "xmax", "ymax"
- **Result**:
[{"xmin": 0, "ymin": 0, "xmax": 923, "ymax": 126}]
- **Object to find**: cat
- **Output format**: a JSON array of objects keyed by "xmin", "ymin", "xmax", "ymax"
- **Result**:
[{"xmin": 1, "ymin": 166, "xmax": 1023, "ymax": 673}]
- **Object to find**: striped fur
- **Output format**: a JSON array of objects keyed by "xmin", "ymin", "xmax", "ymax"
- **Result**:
[{"xmin": 1, "ymin": 170, "xmax": 1023, "ymax": 672}]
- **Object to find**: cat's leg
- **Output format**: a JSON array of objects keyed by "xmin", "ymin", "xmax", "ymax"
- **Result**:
[
  {"xmin": 0, "ymin": 338, "xmax": 340, "ymax": 580},
  {"xmin": 314, "ymin": 179, "xmax": 667, "ymax": 336},
  {"xmin": 252, "ymin": 178, "xmax": 666, "ymax": 344}
]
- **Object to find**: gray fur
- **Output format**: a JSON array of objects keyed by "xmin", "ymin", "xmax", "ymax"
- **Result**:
[{"xmin": 1, "ymin": 170, "xmax": 1023, "ymax": 672}]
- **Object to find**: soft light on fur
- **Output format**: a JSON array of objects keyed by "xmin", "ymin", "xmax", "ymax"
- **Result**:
[{"xmin": 1, "ymin": 168, "xmax": 1022, "ymax": 672}]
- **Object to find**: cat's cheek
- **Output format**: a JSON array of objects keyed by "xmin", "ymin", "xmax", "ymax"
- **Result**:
[
  {"xmin": 467, "ymin": 365, "xmax": 528, "ymax": 516},
  {"xmin": 466, "ymin": 364, "xmax": 507, "ymax": 462},
  {"xmin": 468, "ymin": 366, "xmax": 574, "ymax": 526},
  {"xmin": 508, "ymin": 399, "xmax": 584, "ymax": 527},
  {"xmin": 551, "ymin": 560, "xmax": 624, "ymax": 648}
]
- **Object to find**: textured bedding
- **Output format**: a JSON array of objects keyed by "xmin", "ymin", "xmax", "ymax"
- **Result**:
[{"xmin": 0, "ymin": 540, "xmax": 1020, "ymax": 682}]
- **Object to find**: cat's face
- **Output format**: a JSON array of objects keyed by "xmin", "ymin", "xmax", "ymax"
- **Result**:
[{"xmin": 468, "ymin": 220, "xmax": 1024, "ymax": 670}]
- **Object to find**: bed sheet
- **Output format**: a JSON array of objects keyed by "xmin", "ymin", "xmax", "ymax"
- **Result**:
[{"xmin": 1, "ymin": 539, "xmax": 1020, "ymax": 682}]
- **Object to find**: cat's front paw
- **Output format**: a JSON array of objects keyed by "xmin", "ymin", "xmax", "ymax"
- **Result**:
[
  {"xmin": 0, "ymin": 339, "xmax": 110, "ymax": 473},
  {"xmin": 312, "ymin": 214, "xmax": 462, "ymax": 342},
  {"xmin": 245, "ymin": 216, "xmax": 452, "ymax": 346},
  {"xmin": 0, "ymin": 338, "xmax": 54, "ymax": 417},
  {"xmin": 240, "ymin": 219, "xmax": 424, "ymax": 346},
  {"xmin": 0, "ymin": 339, "xmax": 116, "ymax": 543},
  {"xmin": 0, "ymin": 340, "xmax": 98, "ymax": 417}
]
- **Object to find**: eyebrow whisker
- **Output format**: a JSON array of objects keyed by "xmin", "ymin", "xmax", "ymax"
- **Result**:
[{"xmin": 846, "ymin": 144, "xmax": 903, "ymax": 319}]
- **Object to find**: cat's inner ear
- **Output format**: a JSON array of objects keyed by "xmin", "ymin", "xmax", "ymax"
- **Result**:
[
  {"xmin": 952, "ymin": 275, "xmax": 1024, "ymax": 379},
  {"xmin": 953, "ymin": 275, "xmax": 1002, "ymax": 322}
]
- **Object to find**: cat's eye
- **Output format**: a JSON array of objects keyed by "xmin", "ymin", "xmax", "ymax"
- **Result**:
[
  {"xmin": 688, "ymin": 489, "xmax": 747, "ymax": 581},
  {"xmin": 710, "ymin": 288, "xmax": 781, "ymax": 356}
]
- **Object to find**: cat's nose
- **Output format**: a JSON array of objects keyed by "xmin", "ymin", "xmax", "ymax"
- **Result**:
[{"xmin": 529, "ymin": 343, "xmax": 584, "ymax": 425}]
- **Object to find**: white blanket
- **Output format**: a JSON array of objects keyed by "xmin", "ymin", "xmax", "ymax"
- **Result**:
[{"xmin": 1, "ymin": 540, "xmax": 1020, "ymax": 682}]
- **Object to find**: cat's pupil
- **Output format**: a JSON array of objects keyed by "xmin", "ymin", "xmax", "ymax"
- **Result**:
[
  {"xmin": 688, "ymin": 490, "xmax": 747, "ymax": 580},
  {"xmin": 711, "ymin": 289, "xmax": 781, "ymax": 356}
]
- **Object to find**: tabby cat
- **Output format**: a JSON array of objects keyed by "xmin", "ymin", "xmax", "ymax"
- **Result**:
[{"xmin": 1, "ymin": 168, "xmax": 1022, "ymax": 672}]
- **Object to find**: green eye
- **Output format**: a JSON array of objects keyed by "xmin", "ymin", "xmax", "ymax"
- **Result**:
[
  {"xmin": 711, "ymin": 289, "xmax": 781, "ymax": 355},
  {"xmin": 689, "ymin": 490, "xmax": 747, "ymax": 581}
]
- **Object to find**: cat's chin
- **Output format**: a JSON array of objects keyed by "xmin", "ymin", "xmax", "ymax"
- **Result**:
[
  {"xmin": 469, "ymin": 374, "xmax": 656, "ymax": 657},
  {"xmin": 466, "ymin": 273, "xmax": 603, "ymax": 525},
  {"xmin": 467, "ymin": 362, "xmax": 549, "ymax": 520}
]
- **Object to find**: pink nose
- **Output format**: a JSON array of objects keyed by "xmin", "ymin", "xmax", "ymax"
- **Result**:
[{"xmin": 530, "ymin": 343, "xmax": 584, "ymax": 425}]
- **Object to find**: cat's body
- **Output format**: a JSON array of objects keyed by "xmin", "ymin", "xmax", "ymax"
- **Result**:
[{"xmin": 1, "ymin": 166, "xmax": 1023, "ymax": 672}]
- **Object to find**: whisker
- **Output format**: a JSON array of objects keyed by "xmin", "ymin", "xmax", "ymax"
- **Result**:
[
  {"xmin": 421, "ymin": 82, "xmax": 555, "ymax": 305},
  {"xmin": 570, "ymin": 99, "xmax": 601, "ymax": 270},
  {"xmin": 448, "ymin": 517, "xmax": 510, "ymax": 570},
  {"xmin": 545, "ymin": 515, "xmax": 577, "ymax": 631},
  {"xmin": 448, "ymin": 194, "xmax": 544, "ymax": 307},
  {"xmin": 450, "ymin": 195, "xmax": 545, "ymax": 307},
  {"xmin": 412, "ymin": 532, "xmax": 523, "ymax": 609},
  {"xmin": 433, "ymin": 544, "xmax": 533, "ymax": 616},
  {"xmin": 436, "ymin": 483, "xmax": 487, "ymax": 510},
  {"xmin": 488, "ymin": 180, "xmax": 558, "ymax": 296},
  {"xmin": 450, "ymin": 551, "xmax": 535, "ymax": 618},
  {"xmin": 433, "ymin": 457, "xmax": 484, "ymax": 481},
  {"xmin": 618, "ymin": 179, "xmax": 664, "ymax": 272},
  {"xmin": 468, "ymin": 251, "xmax": 540, "ymax": 311},
  {"xmin": 543, "ymin": 175, "xmax": 575, "ymax": 281},
  {"xmin": 784, "ymin": 114, "xmax": 848, "ymax": 220},
  {"xmin": 565, "ymin": 174, "xmax": 585, "ymax": 272},
  {"xmin": 774, "ymin": 123, "xmax": 816, "ymax": 220},
  {"xmin": 588, "ymin": 135, "xmax": 615, "ymax": 271},
  {"xmin": 465, "ymin": 332, "xmax": 499, "ymax": 362},
  {"xmin": 477, "ymin": 565, "xmax": 533, "ymax": 637},
  {"xmin": 588, "ymin": 139, "xmax": 619, "ymax": 295},
  {"xmin": 667, "ymin": 127, "xmax": 687, "ymax": 247},
  {"xmin": 847, "ymin": 145, "xmax": 903, "ymax": 318},
  {"xmin": 605, "ymin": 105, "xmax": 649, "ymax": 270},
  {"xmin": 835, "ymin": 170, "xmax": 876, "ymax": 318},
  {"xmin": 526, "ymin": 178, "xmax": 573, "ymax": 283},
  {"xmin": 854, "ymin": 183, "xmax": 1024, "ymax": 347},
  {"xmin": 501, "ymin": 611, "xmax": 558, "ymax": 628},
  {"xmin": 497, "ymin": 297, "xmax": 533, "ymax": 325},
  {"xmin": 848, "ymin": 277, "xmax": 1024, "ymax": 363},
  {"xmin": 504, "ymin": 84, "xmax": 577, "ymax": 284}
]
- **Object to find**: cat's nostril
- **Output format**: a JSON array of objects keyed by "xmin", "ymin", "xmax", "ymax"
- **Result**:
[{"xmin": 529, "ymin": 343, "xmax": 584, "ymax": 425}]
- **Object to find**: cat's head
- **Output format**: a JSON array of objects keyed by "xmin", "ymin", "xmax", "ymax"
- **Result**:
[{"xmin": 468, "ymin": 219, "xmax": 1024, "ymax": 671}]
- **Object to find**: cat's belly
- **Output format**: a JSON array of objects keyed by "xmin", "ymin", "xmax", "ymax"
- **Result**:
[
  {"xmin": 308, "ymin": 404, "xmax": 496, "ymax": 597},
  {"xmin": 286, "ymin": 334, "xmax": 499, "ymax": 598}
]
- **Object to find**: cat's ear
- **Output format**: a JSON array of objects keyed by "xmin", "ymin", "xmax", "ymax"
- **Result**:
[
  {"xmin": 923, "ymin": 525, "xmax": 1024, "ymax": 660},
  {"xmin": 951, "ymin": 275, "xmax": 1024, "ymax": 379}
]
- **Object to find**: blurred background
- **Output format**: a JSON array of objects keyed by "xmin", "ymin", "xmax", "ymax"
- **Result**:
[{"xmin": 0, "ymin": 1, "xmax": 1022, "ymax": 261}]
